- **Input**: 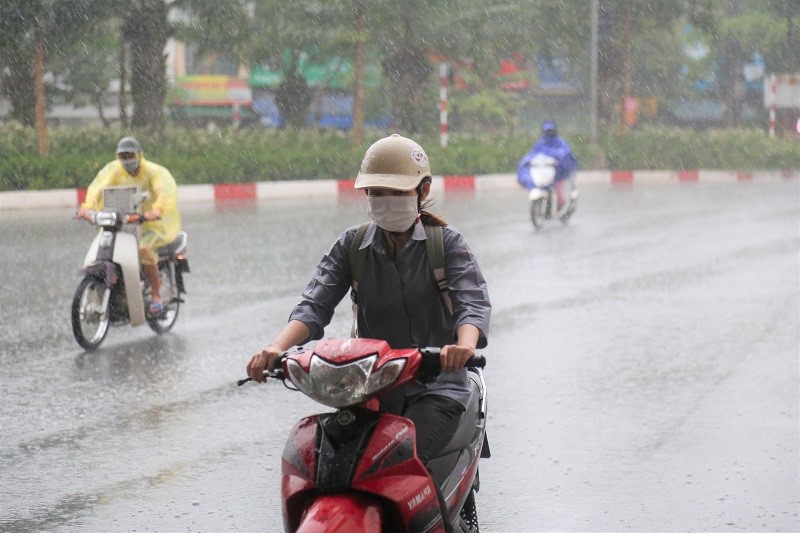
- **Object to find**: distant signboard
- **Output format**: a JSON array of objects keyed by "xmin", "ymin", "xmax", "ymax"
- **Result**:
[
  {"xmin": 249, "ymin": 59, "xmax": 381, "ymax": 90},
  {"xmin": 764, "ymin": 74, "xmax": 800, "ymax": 109},
  {"xmin": 169, "ymin": 75, "xmax": 252, "ymax": 106}
]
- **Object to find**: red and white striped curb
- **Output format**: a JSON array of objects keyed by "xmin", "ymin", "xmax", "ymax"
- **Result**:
[{"xmin": 0, "ymin": 169, "xmax": 796, "ymax": 211}]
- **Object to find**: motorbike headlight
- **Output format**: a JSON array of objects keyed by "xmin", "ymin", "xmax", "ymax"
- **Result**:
[
  {"xmin": 529, "ymin": 165, "xmax": 556, "ymax": 188},
  {"xmin": 286, "ymin": 355, "xmax": 406, "ymax": 408},
  {"xmin": 94, "ymin": 211, "xmax": 118, "ymax": 226},
  {"xmin": 365, "ymin": 358, "xmax": 405, "ymax": 396}
]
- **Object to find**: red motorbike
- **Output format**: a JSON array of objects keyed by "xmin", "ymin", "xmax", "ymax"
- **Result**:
[{"xmin": 239, "ymin": 338, "xmax": 489, "ymax": 532}]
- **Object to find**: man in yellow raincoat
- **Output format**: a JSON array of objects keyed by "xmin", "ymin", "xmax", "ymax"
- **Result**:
[{"xmin": 77, "ymin": 136, "xmax": 181, "ymax": 315}]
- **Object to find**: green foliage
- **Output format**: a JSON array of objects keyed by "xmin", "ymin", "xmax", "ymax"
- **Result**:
[
  {"xmin": 0, "ymin": 0, "xmax": 118, "ymax": 125},
  {"xmin": 171, "ymin": 0, "xmax": 252, "ymax": 63},
  {"xmin": 598, "ymin": 127, "xmax": 800, "ymax": 171},
  {"xmin": 0, "ymin": 124, "xmax": 797, "ymax": 192},
  {"xmin": 451, "ymin": 90, "xmax": 520, "ymax": 133}
]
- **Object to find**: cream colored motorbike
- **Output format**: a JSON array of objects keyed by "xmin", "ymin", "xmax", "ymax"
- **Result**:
[
  {"xmin": 71, "ymin": 186, "xmax": 189, "ymax": 351},
  {"xmin": 526, "ymin": 153, "xmax": 579, "ymax": 230}
]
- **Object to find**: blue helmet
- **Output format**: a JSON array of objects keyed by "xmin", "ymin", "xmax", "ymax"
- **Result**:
[{"xmin": 542, "ymin": 121, "xmax": 557, "ymax": 138}]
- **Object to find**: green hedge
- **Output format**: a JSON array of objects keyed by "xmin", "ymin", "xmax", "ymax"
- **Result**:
[{"xmin": 0, "ymin": 123, "xmax": 797, "ymax": 191}]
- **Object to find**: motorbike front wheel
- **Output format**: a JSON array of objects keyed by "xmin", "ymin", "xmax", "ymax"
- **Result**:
[
  {"xmin": 71, "ymin": 277, "xmax": 110, "ymax": 351},
  {"xmin": 147, "ymin": 262, "xmax": 180, "ymax": 334},
  {"xmin": 529, "ymin": 197, "xmax": 548, "ymax": 230}
]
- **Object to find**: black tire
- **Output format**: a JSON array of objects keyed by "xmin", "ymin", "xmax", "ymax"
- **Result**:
[
  {"xmin": 560, "ymin": 198, "xmax": 577, "ymax": 225},
  {"xmin": 459, "ymin": 489, "xmax": 479, "ymax": 532},
  {"xmin": 560, "ymin": 207, "xmax": 574, "ymax": 225},
  {"xmin": 147, "ymin": 262, "xmax": 180, "ymax": 334},
  {"xmin": 529, "ymin": 198, "xmax": 547, "ymax": 230},
  {"xmin": 71, "ymin": 277, "xmax": 110, "ymax": 351}
]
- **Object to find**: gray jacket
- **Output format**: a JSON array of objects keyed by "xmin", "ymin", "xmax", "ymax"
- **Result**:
[{"xmin": 289, "ymin": 221, "xmax": 491, "ymax": 409}]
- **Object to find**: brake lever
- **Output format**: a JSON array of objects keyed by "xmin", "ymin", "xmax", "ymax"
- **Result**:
[
  {"xmin": 237, "ymin": 351, "xmax": 290, "ymax": 387},
  {"xmin": 237, "ymin": 368, "xmax": 284, "ymax": 386}
]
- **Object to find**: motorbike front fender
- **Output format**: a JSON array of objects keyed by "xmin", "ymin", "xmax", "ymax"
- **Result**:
[
  {"xmin": 296, "ymin": 494, "xmax": 383, "ymax": 533},
  {"xmin": 527, "ymin": 188, "xmax": 548, "ymax": 201},
  {"xmin": 82, "ymin": 229, "xmax": 104, "ymax": 267},
  {"xmin": 79, "ymin": 261, "xmax": 116, "ymax": 287}
]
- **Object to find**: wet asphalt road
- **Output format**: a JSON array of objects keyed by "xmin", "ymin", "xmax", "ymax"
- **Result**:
[{"xmin": 1, "ymin": 181, "xmax": 798, "ymax": 532}]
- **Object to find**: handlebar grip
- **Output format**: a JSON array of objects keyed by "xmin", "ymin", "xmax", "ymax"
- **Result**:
[
  {"xmin": 466, "ymin": 355, "xmax": 486, "ymax": 368},
  {"xmin": 418, "ymin": 350, "xmax": 486, "ymax": 382}
]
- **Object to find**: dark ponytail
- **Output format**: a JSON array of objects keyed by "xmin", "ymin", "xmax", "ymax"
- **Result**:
[{"xmin": 416, "ymin": 176, "xmax": 447, "ymax": 227}]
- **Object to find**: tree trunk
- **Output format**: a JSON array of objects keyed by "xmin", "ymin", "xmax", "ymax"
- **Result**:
[
  {"xmin": 722, "ymin": 0, "xmax": 743, "ymax": 127},
  {"xmin": 124, "ymin": 0, "xmax": 169, "ymax": 132},
  {"xmin": 94, "ymin": 91, "xmax": 110, "ymax": 128},
  {"xmin": 384, "ymin": 47, "xmax": 431, "ymax": 133},
  {"xmin": 275, "ymin": 56, "xmax": 311, "ymax": 129},
  {"xmin": 781, "ymin": 1, "xmax": 798, "ymax": 72},
  {"xmin": 620, "ymin": 0, "xmax": 633, "ymax": 130},
  {"xmin": 3, "ymin": 45, "xmax": 35, "ymax": 126},
  {"xmin": 596, "ymin": 0, "xmax": 621, "ymax": 127},
  {"xmin": 34, "ymin": 19, "xmax": 49, "ymax": 155},
  {"xmin": 119, "ymin": 40, "xmax": 128, "ymax": 128}
]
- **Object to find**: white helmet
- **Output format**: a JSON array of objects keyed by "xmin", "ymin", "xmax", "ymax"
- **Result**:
[{"xmin": 354, "ymin": 134, "xmax": 431, "ymax": 191}]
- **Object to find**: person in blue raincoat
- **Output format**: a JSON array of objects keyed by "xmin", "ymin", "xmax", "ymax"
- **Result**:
[{"xmin": 516, "ymin": 121, "xmax": 579, "ymax": 207}]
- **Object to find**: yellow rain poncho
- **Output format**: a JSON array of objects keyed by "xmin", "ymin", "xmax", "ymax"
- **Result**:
[{"xmin": 81, "ymin": 155, "xmax": 181, "ymax": 265}]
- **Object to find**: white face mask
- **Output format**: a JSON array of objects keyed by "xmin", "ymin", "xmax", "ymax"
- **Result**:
[
  {"xmin": 367, "ymin": 195, "xmax": 419, "ymax": 233},
  {"xmin": 120, "ymin": 156, "xmax": 140, "ymax": 174}
]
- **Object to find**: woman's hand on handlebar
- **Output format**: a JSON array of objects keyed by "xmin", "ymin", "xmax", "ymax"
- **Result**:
[
  {"xmin": 440, "ymin": 323, "xmax": 482, "ymax": 373},
  {"xmin": 440, "ymin": 344, "xmax": 476, "ymax": 373},
  {"xmin": 247, "ymin": 345, "xmax": 283, "ymax": 383}
]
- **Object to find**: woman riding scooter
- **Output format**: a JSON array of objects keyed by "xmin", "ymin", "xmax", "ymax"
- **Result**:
[
  {"xmin": 77, "ymin": 136, "xmax": 182, "ymax": 316},
  {"xmin": 247, "ymin": 134, "xmax": 492, "ymax": 530}
]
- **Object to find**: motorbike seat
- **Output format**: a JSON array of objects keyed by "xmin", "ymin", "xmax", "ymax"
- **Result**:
[
  {"xmin": 435, "ymin": 372, "xmax": 483, "ymax": 458},
  {"xmin": 157, "ymin": 231, "xmax": 187, "ymax": 258}
]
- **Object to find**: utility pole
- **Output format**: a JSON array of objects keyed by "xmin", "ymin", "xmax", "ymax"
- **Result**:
[
  {"xmin": 351, "ymin": 0, "xmax": 365, "ymax": 147},
  {"xmin": 590, "ymin": 0, "xmax": 598, "ymax": 148}
]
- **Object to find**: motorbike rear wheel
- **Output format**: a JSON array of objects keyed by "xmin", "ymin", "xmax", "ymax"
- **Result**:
[
  {"xmin": 529, "ymin": 197, "xmax": 548, "ymax": 230},
  {"xmin": 147, "ymin": 262, "xmax": 180, "ymax": 334},
  {"xmin": 559, "ymin": 204, "xmax": 576, "ymax": 225},
  {"xmin": 559, "ymin": 189, "xmax": 579, "ymax": 225},
  {"xmin": 71, "ymin": 277, "xmax": 110, "ymax": 351}
]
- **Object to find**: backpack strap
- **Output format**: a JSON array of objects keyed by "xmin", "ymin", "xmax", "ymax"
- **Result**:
[
  {"xmin": 424, "ymin": 224, "xmax": 453, "ymax": 314},
  {"xmin": 349, "ymin": 222, "xmax": 371, "ymax": 337},
  {"xmin": 349, "ymin": 222, "xmax": 371, "ymax": 295},
  {"xmin": 349, "ymin": 223, "xmax": 452, "ymax": 338}
]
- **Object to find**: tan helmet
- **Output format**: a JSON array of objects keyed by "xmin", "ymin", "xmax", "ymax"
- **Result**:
[{"xmin": 354, "ymin": 134, "xmax": 431, "ymax": 191}]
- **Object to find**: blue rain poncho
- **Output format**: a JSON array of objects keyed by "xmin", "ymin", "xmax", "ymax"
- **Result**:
[{"xmin": 516, "ymin": 136, "xmax": 579, "ymax": 190}]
